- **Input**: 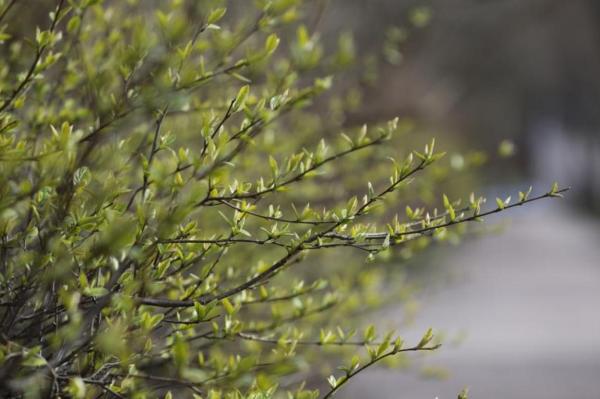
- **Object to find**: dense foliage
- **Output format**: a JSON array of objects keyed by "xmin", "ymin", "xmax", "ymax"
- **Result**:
[{"xmin": 0, "ymin": 0, "xmax": 565, "ymax": 398}]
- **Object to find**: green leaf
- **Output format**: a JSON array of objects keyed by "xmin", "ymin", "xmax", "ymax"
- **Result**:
[
  {"xmin": 22, "ymin": 355, "xmax": 47, "ymax": 368},
  {"xmin": 410, "ymin": 6, "xmax": 433, "ymax": 28},
  {"xmin": 549, "ymin": 181, "xmax": 562, "ymax": 197},
  {"xmin": 443, "ymin": 194, "xmax": 451, "ymax": 209},
  {"xmin": 221, "ymin": 298, "xmax": 236, "ymax": 315},
  {"xmin": 519, "ymin": 186, "xmax": 532, "ymax": 202},
  {"xmin": 376, "ymin": 339, "xmax": 390, "ymax": 357},
  {"xmin": 443, "ymin": 194, "xmax": 456, "ymax": 221},
  {"xmin": 315, "ymin": 76, "xmax": 333, "ymax": 91},
  {"xmin": 417, "ymin": 327, "xmax": 433, "ymax": 348},
  {"xmin": 413, "ymin": 150, "xmax": 426, "ymax": 161},
  {"xmin": 498, "ymin": 139, "xmax": 515, "ymax": 157},
  {"xmin": 363, "ymin": 325, "xmax": 376, "ymax": 343},
  {"xmin": 73, "ymin": 166, "xmax": 90, "ymax": 186},
  {"xmin": 233, "ymin": 85, "xmax": 250, "ymax": 111},
  {"xmin": 327, "ymin": 375, "xmax": 338, "ymax": 388},
  {"xmin": 207, "ymin": 7, "xmax": 227, "ymax": 24},
  {"xmin": 68, "ymin": 377, "xmax": 86, "ymax": 399},
  {"xmin": 83, "ymin": 287, "xmax": 108, "ymax": 297},
  {"xmin": 79, "ymin": 272, "xmax": 89, "ymax": 288},
  {"xmin": 448, "ymin": 206, "xmax": 456, "ymax": 222},
  {"xmin": 67, "ymin": 16, "xmax": 81, "ymax": 33},
  {"xmin": 367, "ymin": 182, "xmax": 375, "ymax": 199},
  {"xmin": 319, "ymin": 329, "xmax": 334, "ymax": 344},
  {"xmin": 495, "ymin": 197, "xmax": 505, "ymax": 210},
  {"xmin": 172, "ymin": 333, "xmax": 189, "ymax": 370},
  {"xmin": 382, "ymin": 234, "xmax": 390, "ymax": 249},
  {"xmin": 265, "ymin": 33, "xmax": 280, "ymax": 55},
  {"xmin": 340, "ymin": 132, "xmax": 354, "ymax": 148},
  {"xmin": 269, "ymin": 155, "xmax": 279, "ymax": 177},
  {"xmin": 393, "ymin": 337, "xmax": 404, "ymax": 351}
]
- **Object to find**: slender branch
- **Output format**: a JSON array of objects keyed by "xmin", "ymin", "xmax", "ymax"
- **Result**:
[
  {"xmin": 199, "ymin": 160, "xmax": 429, "ymax": 304},
  {"xmin": 111, "ymin": 372, "xmax": 203, "ymax": 395},
  {"xmin": 199, "ymin": 99, "xmax": 235, "ymax": 159},
  {"xmin": 158, "ymin": 236, "xmax": 288, "ymax": 248},
  {"xmin": 137, "ymin": 297, "xmax": 197, "ymax": 308},
  {"xmin": 200, "ymin": 137, "xmax": 386, "ymax": 204},
  {"xmin": 330, "ymin": 187, "xmax": 571, "ymax": 244},
  {"xmin": 0, "ymin": 0, "xmax": 66, "ymax": 113},
  {"xmin": 240, "ymin": 286, "xmax": 325, "ymax": 305},
  {"xmin": 218, "ymin": 199, "xmax": 337, "ymax": 225},
  {"xmin": 234, "ymin": 332, "xmax": 404, "ymax": 347},
  {"xmin": 190, "ymin": 89, "xmax": 315, "ymax": 184},
  {"xmin": 322, "ymin": 344, "xmax": 441, "ymax": 399},
  {"xmin": 0, "ymin": 0, "xmax": 18, "ymax": 25},
  {"xmin": 56, "ymin": 376, "xmax": 126, "ymax": 399},
  {"xmin": 177, "ymin": 60, "xmax": 250, "ymax": 91},
  {"xmin": 126, "ymin": 107, "xmax": 169, "ymax": 211},
  {"xmin": 136, "ymin": 281, "xmax": 323, "ymax": 309}
]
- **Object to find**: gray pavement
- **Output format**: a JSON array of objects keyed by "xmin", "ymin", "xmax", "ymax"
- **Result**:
[{"xmin": 347, "ymin": 203, "xmax": 600, "ymax": 398}]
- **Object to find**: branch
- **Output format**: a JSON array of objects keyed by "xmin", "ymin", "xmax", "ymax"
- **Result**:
[
  {"xmin": 234, "ymin": 332, "xmax": 408, "ymax": 347},
  {"xmin": 200, "ymin": 137, "xmax": 386, "ymax": 205},
  {"xmin": 329, "ymin": 187, "xmax": 571, "ymax": 245},
  {"xmin": 321, "ymin": 344, "xmax": 441, "ymax": 398},
  {"xmin": 199, "ymin": 159, "xmax": 429, "ymax": 304},
  {"xmin": 0, "ymin": 0, "xmax": 18, "ymax": 25},
  {"xmin": 126, "ymin": 106, "xmax": 169, "ymax": 210},
  {"xmin": 0, "ymin": 0, "xmax": 66, "ymax": 113},
  {"xmin": 217, "ymin": 200, "xmax": 337, "ymax": 225}
]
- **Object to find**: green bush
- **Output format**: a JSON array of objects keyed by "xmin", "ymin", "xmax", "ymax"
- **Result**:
[{"xmin": 0, "ymin": 1, "xmax": 565, "ymax": 398}]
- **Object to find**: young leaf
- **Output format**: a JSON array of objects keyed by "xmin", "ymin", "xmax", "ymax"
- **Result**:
[
  {"xmin": 233, "ymin": 85, "xmax": 250, "ymax": 111},
  {"xmin": 222, "ymin": 298, "xmax": 236, "ymax": 315},
  {"xmin": 495, "ymin": 197, "xmax": 505, "ymax": 210},
  {"xmin": 207, "ymin": 8, "xmax": 227, "ymax": 24},
  {"xmin": 265, "ymin": 33, "xmax": 280, "ymax": 55},
  {"xmin": 327, "ymin": 375, "xmax": 338, "ymax": 388},
  {"xmin": 417, "ymin": 328, "xmax": 434, "ymax": 348}
]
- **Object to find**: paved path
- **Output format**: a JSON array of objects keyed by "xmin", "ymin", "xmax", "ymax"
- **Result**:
[{"xmin": 348, "ymin": 203, "xmax": 600, "ymax": 398}]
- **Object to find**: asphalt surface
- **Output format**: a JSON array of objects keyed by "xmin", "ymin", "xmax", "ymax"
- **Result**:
[{"xmin": 347, "ymin": 204, "xmax": 600, "ymax": 398}]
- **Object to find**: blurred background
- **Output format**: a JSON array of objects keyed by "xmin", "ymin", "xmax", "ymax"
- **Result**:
[{"xmin": 317, "ymin": 0, "xmax": 600, "ymax": 397}]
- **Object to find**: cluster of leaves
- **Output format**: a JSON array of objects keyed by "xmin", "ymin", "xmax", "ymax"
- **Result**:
[{"xmin": 0, "ymin": 0, "xmax": 565, "ymax": 398}]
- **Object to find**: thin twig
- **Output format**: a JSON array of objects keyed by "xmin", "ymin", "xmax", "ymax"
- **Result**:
[{"xmin": 321, "ymin": 344, "xmax": 441, "ymax": 398}]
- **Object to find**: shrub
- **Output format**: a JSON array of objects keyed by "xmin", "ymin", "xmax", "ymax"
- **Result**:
[{"xmin": 0, "ymin": 0, "xmax": 565, "ymax": 398}]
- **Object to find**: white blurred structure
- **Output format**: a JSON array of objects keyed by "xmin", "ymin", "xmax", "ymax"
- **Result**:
[{"xmin": 530, "ymin": 117, "xmax": 600, "ymax": 210}]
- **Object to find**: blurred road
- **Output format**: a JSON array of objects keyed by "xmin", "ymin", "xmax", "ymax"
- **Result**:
[{"xmin": 347, "ymin": 202, "xmax": 600, "ymax": 398}]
